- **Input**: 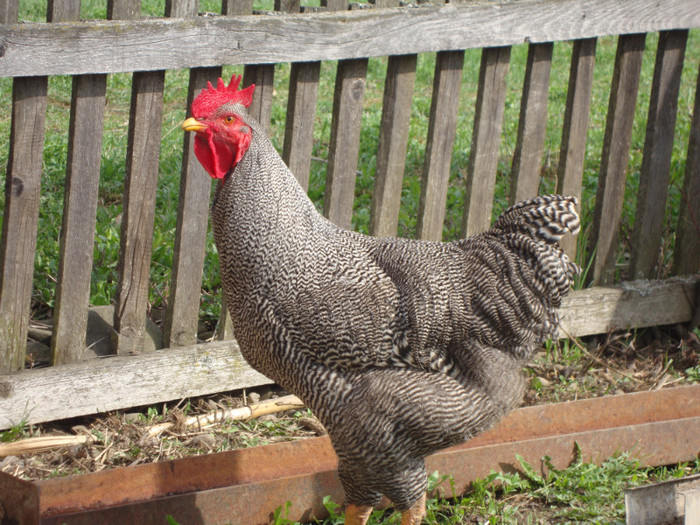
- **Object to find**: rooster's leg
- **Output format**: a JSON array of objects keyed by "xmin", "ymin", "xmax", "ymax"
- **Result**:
[
  {"xmin": 400, "ymin": 493, "xmax": 426, "ymax": 525},
  {"xmin": 344, "ymin": 503, "xmax": 373, "ymax": 525}
]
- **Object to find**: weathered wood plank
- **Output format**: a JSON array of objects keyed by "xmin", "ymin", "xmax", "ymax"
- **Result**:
[
  {"xmin": 417, "ymin": 49, "xmax": 464, "ymax": 241},
  {"xmin": 48, "ymin": 2, "xmax": 107, "ymax": 365},
  {"xmin": 588, "ymin": 33, "xmax": 646, "ymax": 286},
  {"xmin": 1, "ymin": 277, "xmax": 696, "ymax": 429},
  {"xmin": 47, "ymin": 0, "xmax": 80, "ymax": 23},
  {"xmin": 111, "ymin": 0, "xmax": 162, "ymax": 357},
  {"xmin": 165, "ymin": 0, "xmax": 198, "ymax": 18},
  {"xmin": 282, "ymin": 61, "xmax": 321, "ymax": 191},
  {"xmin": 556, "ymin": 38, "xmax": 597, "ymax": 258},
  {"xmin": 629, "ymin": 30, "xmax": 688, "ymax": 280},
  {"xmin": 557, "ymin": 276, "xmax": 698, "ymax": 339},
  {"xmin": 673, "ymin": 60, "xmax": 700, "ymax": 277},
  {"xmin": 107, "ymin": 0, "xmax": 140, "ymax": 20},
  {"xmin": 324, "ymin": 58, "xmax": 368, "ymax": 229},
  {"xmin": 163, "ymin": 0, "xmax": 219, "ymax": 348},
  {"xmin": 366, "ymin": 0, "xmax": 415, "ymax": 238},
  {"xmin": 0, "ymin": 2, "xmax": 46, "ymax": 373},
  {"xmin": 164, "ymin": 67, "xmax": 220, "ymax": 349},
  {"xmin": 1, "ymin": 0, "xmax": 699, "ymax": 77},
  {"xmin": 51, "ymin": 74, "xmax": 107, "ymax": 365},
  {"xmin": 369, "ymin": 53, "xmax": 417, "ymax": 238},
  {"xmin": 114, "ymin": 71, "xmax": 166, "ymax": 355},
  {"xmin": 0, "ymin": 340, "xmax": 273, "ymax": 429},
  {"xmin": 281, "ymin": 0, "xmax": 346, "ymax": 191},
  {"xmin": 242, "ymin": 64, "xmax": 275, "ymax": 133},
  {"xmin": 510, "ymin": 42, "xmax": 553, "ymax": 204},
  {"xmin": 0, "ymin": 0, "xmax": 18, "ymax": 25},
  {"xmin": 240, "ymin": 0, "xmax": 277, "ymax": 135},
  {"xmin": 461, "ymin": 46, "xmax": 510, "ymax": 238}
]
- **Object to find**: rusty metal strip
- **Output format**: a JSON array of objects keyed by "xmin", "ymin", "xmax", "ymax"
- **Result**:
[
  {"xmin": 0, "ymin": 385, "xmax": 698, "ymax": 524},
  {"xmin": 39, "ymin": 417, "xmax": 700, "ymax": 525}
]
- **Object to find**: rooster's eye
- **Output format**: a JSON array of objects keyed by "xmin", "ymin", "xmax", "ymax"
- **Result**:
[{"xmin": 224, "ymin": 116, "xmax": 235, "ymax": 124}]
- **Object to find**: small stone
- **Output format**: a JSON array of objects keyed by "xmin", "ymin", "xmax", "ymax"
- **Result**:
[
  {"xmin": 191, "ymin": 433, "xmax": 216, "ymax": 449},
  {"xmin": 123, "ymin": 413, "xmax": 142, "ymax": 423},
  {"xmin": 536, "ymin": 376, "xmax": 551, "ymax": 387},
  {"xmin": 247, "ymin": 392, "xmax": 261, "ymax": 404}
]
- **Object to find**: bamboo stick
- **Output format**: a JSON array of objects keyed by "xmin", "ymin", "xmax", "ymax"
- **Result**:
[
  {"xmin": 147, "ymin": 394, "xmax": 305, "ymax": 437},
  {"xmin": 0, "ymin": 434, "xmax": 94, "ymax": 457}
]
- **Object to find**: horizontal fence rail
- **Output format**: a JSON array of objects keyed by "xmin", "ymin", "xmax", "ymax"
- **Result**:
[
  {"xmin": 0, "ymin": 0, "xmax": 698, "ymax": 428},
  {"xmin": 0, "ymin": 0, "xmax": 699, "ymax": 77}
]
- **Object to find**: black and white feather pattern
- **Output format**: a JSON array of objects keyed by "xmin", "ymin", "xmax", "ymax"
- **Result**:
[{"xmin": 210, "ymin": 104, "xmax": 580, "ymax": 512}]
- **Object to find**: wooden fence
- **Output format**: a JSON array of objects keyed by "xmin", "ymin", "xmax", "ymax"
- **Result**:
[{"xmin": 0, "ymin": 0, "xmax": 699, "ymax": 429}]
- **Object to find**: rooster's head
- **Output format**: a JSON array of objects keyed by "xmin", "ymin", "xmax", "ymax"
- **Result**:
[{"xmin": 182, "ymin": 75, "xmax": 256, "ymax": 179}]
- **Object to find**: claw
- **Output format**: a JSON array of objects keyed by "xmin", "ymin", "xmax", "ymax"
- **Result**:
[
  {"xmin": 345, "ymin": 503, "xmax": 373, "ymax": 525},
  {"xmin": 400, "ymin": 493, "xmax": 426, "ymax": 525}
]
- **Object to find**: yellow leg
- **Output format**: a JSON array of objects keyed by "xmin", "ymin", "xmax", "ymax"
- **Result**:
[
  {"xmin": 344, "ymin": 503, "xmax": 373, "ymax": 525},
  {"xmin": 400, "ymin": 493, "xmax": 426, "ymax": 525}
]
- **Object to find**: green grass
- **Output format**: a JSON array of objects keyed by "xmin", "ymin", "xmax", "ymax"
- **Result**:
[
  {"xmin": 258, "ymin": 453, "xmax": 700, "ymax": 524},
  {"xmin": 0, "ymin": 2, "xmax": 698, "ymax": 323}
]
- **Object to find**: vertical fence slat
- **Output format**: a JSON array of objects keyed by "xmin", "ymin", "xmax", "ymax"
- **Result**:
[
  {"xmin": 280, "ymin": 0, "xmax": 319, "ymax": 192},
  {"xmin": 324, "ymin": 58, "xmax": 369, "ymax": 229},
  {"xmin": 588, "ymin": 33, "xmax": 646, "ymax": 286},
  {"xmin": 367, "ymin": 0, "xmax": 415, "ymax": 237},
  {"xmin": 282, "ymin": 62, "xmax": 321, "ymax": 191},
  {"xmin": 164, "ymin": 0, "xmax": 222, "ymax": 348},
  {"xmin": 416, "ymin": 49, "xmax": 465, "ymax": 241},
  {"xmin": 47, "ymin": 0, "xmax": 80, "ymax": 22},
  {"xmin": 52, "ymin": 74, "xmax": 107, "ymax": 365},
  {"xmin": 369, "ymin": 53, "xmax": 417, "ymax": 237},
  {"xmin": 673, "ymin": 61, "xmax": 700, "ymax": 277},
  {"xmin": 243, "ymin": 65, "xmax": 275, "ymax": 133},
  {"xmin": 0, "ymin": 1, "xmax": 47, "ymax": 373},
  {"xmin": 112, "ymin": 0, "xmax": 165, "ymax": 356},
  {"xmin": 222, "ymin": 0, "xmax": 253, "ymax": 15},
  {"xmin": 510, "ymin": 42, "xmax": 554, "ymax": 204},
  {"xmin": 50, "ymin": 0, "xmax": 107, "ymax": 365},
  {"xmin": 556, "ymin": 38, "xmax": 597, "ymax": 258},
  {"xmin": 629, "ymin": 30, "xmax": 688, "ymax": 280},
  {"xmin": 461, "ymin": 46, "xmax": 511, "ymax": 238}
]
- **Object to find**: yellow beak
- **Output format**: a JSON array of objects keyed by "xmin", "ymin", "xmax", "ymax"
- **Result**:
[{"xmin": 182, "ymin": 117, "xmax": 208, "ymax": 132}]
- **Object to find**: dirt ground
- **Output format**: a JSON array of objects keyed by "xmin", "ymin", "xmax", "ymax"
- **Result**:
[{"xmin": 1, "ymin": 327, "xmax": 698, "ymax": 482}]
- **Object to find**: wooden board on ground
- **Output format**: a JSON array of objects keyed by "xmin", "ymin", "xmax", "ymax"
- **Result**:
[{"xmin": 1, "ymin": 278, "xmax": 697, "ymax": 430}]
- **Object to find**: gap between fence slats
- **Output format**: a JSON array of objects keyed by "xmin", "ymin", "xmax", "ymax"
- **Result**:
[
  {"xmin": 113, "ymin": 0, "xmax": 165, "ymax": 356},
  {"xmin": 164, "ymin": 0, "xmax": 220, "ymax": 349},
  {"xmin": 461, "ymin": 46, "xmax": 511, "ymax": 238},
  {"xmin": 588, "ymin": 33, "xmax": 646, "ymax": 286},
  {"xmin": 510, "ymin": 42, "xmax": 553, "ymax": 205},
  {"xmin": 556, "ymin": 38, "xmax": 597, "ymax": 258},
  {"xmin": 673, "ymin": 60, "xmax": 700, "ymax": 277},
  {"xmin": 0, "ymin": 1, "xmax": 45, "ymax": 374},
  {"xmin": 629, "ymin": 30, "xmax": 688, "ymax": 280},
  {"xmin": 417, "ymin": 49, "xmax": 464, "ymax": 241},
  {"xmin": 324, "ymin": 57, "xmax": 368, "ymax": 229}
]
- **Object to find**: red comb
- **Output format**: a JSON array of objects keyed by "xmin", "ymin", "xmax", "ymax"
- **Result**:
[{"xmin": 191, "ymin": 75, "xmax": 255, "ymax": 118}]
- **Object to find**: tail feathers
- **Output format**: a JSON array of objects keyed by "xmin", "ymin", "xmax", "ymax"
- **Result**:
[
  {"xmin": 492, "ymin": 194, "xmax": 581, "ymax": 244},
  {"xmin": 490, "ymin": 195, "xmax": 581, "ymax": 306}
]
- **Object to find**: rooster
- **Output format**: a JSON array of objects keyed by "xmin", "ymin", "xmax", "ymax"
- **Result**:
[{"xmin": 182, "ymin": 76, "xmax": 580, "ymax": 525}]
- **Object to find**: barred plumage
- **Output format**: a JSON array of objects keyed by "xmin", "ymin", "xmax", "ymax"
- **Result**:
[{"xmin": 185, "ymin": 78, "xmax": 580, "ymax": 525}]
